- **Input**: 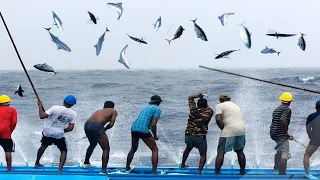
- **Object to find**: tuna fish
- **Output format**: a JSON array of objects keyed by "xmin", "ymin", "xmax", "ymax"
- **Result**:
[
  {"xmin": 33, "ymin": 63, "xmax": 57, "ymax": 75},
  {"xmin": 44, "ymin": 28, "xmax": 71, "ymax": 52},
  {"xmin": 52, "ymin": 11, "xmax": 63, "ymax": 32},
  {"xmin": 88, "ymin": 11, "xmax": 98, "ymax": 24},
  {"xmin": 153, "ymin": 16, "xmax": 162, "ymax": 31},
  {"xmin": 238, "ymin": 23, "xmax": 251, "ymax": 49},
  {"xmin": 94, "ymin": 27, "xmax": 109, "ymax": 56},
  {"xmin": 191, "ymin": 18, "xmax": 208, "ymax": 41},
  {"xmin": 266, "ymin": 31, "xmax": 296, "ymax": 39},
  {"xmin": 127, "ymin": 34, "xmax": 147, "ymax": 44},
  {"xmin": 165, "ymin": 26, "xmax": 185, "ymax": 45},
  {"xmin": 215, "ymin": 49, "xmax": 240, "ymax": 59},
  {"xmin": 297, "ymin": 33, "xmax": 306, "ymax": 51},
  {"xmin": 118, "ymin": 45, "xmax": 130, "ymax": 69},
  {"xmin": 107, "ymin": 3, "xmax": 123, "ymax": 20},
  {"xmin": 261, "ymin": 46, "xmax": 280, "ymax": 56},
  {"xmin": 14, "ymin": 85, "xmax": 24, "ymax": 97},
  {"xmin": 218, "ymin": 13, "xmax": 235, "ymax": 26}
]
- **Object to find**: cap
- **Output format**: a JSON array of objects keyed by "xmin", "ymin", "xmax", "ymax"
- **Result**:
[
  {"xmin": 219, "ymin": 92, "xmax": 230, "ymax": 99},
  {"xmin": 150, "ymin": 95, "xmax": 162, "ymax": 103},
  {"xmin": 64, "ymin": 95, "xmax": 77, "ymax": 105}
]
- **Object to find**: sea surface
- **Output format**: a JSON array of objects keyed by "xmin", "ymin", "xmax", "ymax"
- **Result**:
[{"xmin": 0, "ymin": 68, "xmax": 320, "ymax": 169}]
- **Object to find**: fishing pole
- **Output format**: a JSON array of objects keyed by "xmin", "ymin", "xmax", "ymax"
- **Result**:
[
  {"xmin": 199, "ymin": 65, "xmax": 320, "ymax": 94},
  {"xmin": 0, "ymin": 12, "xmax": 42, "ymax": 102}
]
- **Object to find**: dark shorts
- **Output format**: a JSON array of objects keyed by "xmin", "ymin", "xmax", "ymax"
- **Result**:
[
  {"xmin": 0, "ymin": 138, "xmax": 14, "ymax": 152},
  {"xmin": 217, "ymin": 135, "xmax": 246, "ymax": 153},
  {"xmin": 131, "ymin": 131, "xmax": 152, "ymax": 140},
  {"xmin": 310, "ymin": 139, "xmax": 320, "ymax": 146},
  {"xmin": 84, "ymin": 121, "xmax": 106, "ymax": 143},
  {"xmin": 41, "ymin": 136, "xmax": 67, "ymax": 152},
  {"xmin": 185, "ymin": 135, "xmax": 207, "ymax": 152}
]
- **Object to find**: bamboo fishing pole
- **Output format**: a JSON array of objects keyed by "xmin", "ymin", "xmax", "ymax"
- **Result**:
[
  {"xmin": 199, "ymin": 65, "xmax": 320, "ymax": 94},
  {"xmin": 0, "ymin": 12, "xmax": 41, "ymax": 101}
]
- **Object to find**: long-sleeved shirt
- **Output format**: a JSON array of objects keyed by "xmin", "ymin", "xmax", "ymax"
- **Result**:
[
  {"xmin": 185, "ymin": 99, "xmax": 213, "ymax": 136},
  {"xmin": 0, "ymin": 106, "xmax": 17, "ymax": 139}
]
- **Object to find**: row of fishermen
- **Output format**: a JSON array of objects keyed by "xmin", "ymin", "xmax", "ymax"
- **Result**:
[{"xmin": 0, "ymin": 92, "xmax": 319, "ymax": 176}]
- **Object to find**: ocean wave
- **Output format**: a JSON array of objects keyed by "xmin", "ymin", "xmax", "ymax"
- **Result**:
[
  {"xmin": 271, "ymin": 76, "xmax": 320, "ymax": 84},
  {"xmin": 91, "ymin": 83, "xmax": 127, "ymax": 88}
]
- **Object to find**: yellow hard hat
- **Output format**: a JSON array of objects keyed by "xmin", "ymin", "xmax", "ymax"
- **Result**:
[
  {"xmin": 279, "ymin": 92, "xmax": 293, "ymax": 102},
  {"xmin": 0, "ymin": 95, "xmax": 10, "ymax": 104}
]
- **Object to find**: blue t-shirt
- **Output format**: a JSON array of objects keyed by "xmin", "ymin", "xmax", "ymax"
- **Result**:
[{"xmin": 131, "ymin": 105, "xmax": 162, "ymax": 133}]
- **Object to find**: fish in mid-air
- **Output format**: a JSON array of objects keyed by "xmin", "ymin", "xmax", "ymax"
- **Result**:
[
  {"xmin": 34, "ymin": 63, "xmax": 57, "ymax": 75},
  {"xmin": 107, "ymin": 3, "xmax": 123, "ymax": 20},
  {"xmin": 44, "ymin": 28, "xmax": 71, "ymax": 52},
  {"xmin": 261, "ymin": 46, "xmax": 280, "ymax": 56},
  {"xmin": 153, "ymin": 16, "xmax": 161, "ymax": 31},
  {"xmin": 297, "ymin": 33, "xmax": 306, "ymax": 51},
  {"xmin": 266, "ymin": 31, "xmax": 296, "ymax": 39},
  {"xmin": 165, "ymin": 26, "xmax": 185, "ymax": 45},
  {"xmin": 118, "ymin": 45, "xmax": 130, "ymax": 69},
  {"xmin": 87, "ymin": 11, "xmax": 99, "ymax": 24},
  {"xmin": 14, "ymin": 85, "xmax": 24, "ymax": 97},
  {"xmin": 191, "ymin": 18, "xmax": 207, "ymax": 41},
  {"xmin": 95, "ymin": 27, "xmax": 110, "ymax": 56},
  {"xmin": 52, "ymin": 11, "xmax": 63, "ymax": 32},
  {"xmin": 238, "ymin": 23, "xmax": 251, "ymax": 49},
  {"xmin": 218, "ymin": 13, "xmax": 235, "ymax": 26},
  {"xmin": 127, "ymin": 34, "xmax": 147, "ymax": 44},
  {"xmin": 215, "ymin": 49, "xmax": 240, "ymax": 59}
]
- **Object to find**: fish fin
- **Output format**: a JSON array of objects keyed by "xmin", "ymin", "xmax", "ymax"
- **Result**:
[
  {"xmin": 14, "ymin": 91, "xmax": 17, "ymax": 95},
  {"xmin": 277, "ymin": 52, "xmax": 281, "ymax": 56},
  {"xmin": 165, "ymin": 39, "xmax": 171, "ymax": 45},
  {"xmin": 191, "ymin": 18, "xmax": 197, "ymax": 23},
  {"xmin": 22, "ymin": 90, "xmax": 24, "ymax": 92}
]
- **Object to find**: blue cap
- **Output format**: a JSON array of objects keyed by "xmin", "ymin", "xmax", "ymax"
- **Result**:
[
  {"xmin": 64, "ymin": 95, "xmax": 77, "ymax": 105},
  {"xmin": 316, "ymin": 100, "xmax": 320, "ymax": 107}
]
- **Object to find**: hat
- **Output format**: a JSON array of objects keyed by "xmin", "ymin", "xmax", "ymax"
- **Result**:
[
  {"xmin": 316, "ymin": 100, "xmax": 320, "ymax": 107},
  {"xmin": 150, "ymin": 95, "xmax": 162, "ymax": 103},
  {"xmin": 64, "ymin": 95, "xmax": 77, "ymax": 105},
  {"xmin": 219, "ymin": 92, "xmax": 230, "ymax": 99}
]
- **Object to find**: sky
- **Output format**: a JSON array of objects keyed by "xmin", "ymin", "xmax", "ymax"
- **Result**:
[{"xmin": 1, "ymin": 0, "xmax": 320, "ymax": 70}]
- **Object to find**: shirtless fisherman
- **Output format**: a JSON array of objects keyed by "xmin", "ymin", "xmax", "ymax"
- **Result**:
[{"xmin": 82, "ymin": 101, "xmax": 118, "ymax": 174}]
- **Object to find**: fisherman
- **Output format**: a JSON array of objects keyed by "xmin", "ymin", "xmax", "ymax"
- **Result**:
[
  {"xmin": 82, "ymin": 101, "xmax": 118, "ymax": 174},
  {"xmin": 125, "ymin": 95, "xmax": 162, "ymax": 174},
  {"xmin": 180, "ymin": 93, "xmax": 213, "ymax": 174},
  {"xmin": 270, "ymin": 92, "xmax": 293, "ymax": 175},
  {"xmin": 0, "ymin": 95, "xmax": 17, "ymax": 172},
  {"xmin": 34, "ymin": 95, "xmax": 77, "ymax": 173},
  {"xmin": 215, "ymin": 92, "xmax": 246, "ymax": 175},
  {"xmin": 303, "ymin": 100, "xmax": 320, "ymax": 177}
]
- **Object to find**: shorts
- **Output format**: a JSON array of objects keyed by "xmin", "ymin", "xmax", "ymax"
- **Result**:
[
  {"xmin": 84, "ymin": 121, "xmax": 106, "ymax": 143},
  {"xmin": 310, "ymin": 139, "xmax": 320, "ymax": 146},
  {"xmin": 131, "ymin": 131, "xmax": 152, "ymax": 140},
  {"xmin": 275, "ymin": 139, "xmax": 290, "ymax": 159},
  {"xmin": 41, "ymin": 135, "xmax": 67, "ymax": 152},
  {"xmin": 0, "ymin": 138, "xmax": 14, "ymax": 152},
  {"xmin": 185, "ymin": 135, "xmax": 207, "ymax": 152},
  {"xmin": 218, "ymin": 135, "xmax": 246, "ymax": 153}
]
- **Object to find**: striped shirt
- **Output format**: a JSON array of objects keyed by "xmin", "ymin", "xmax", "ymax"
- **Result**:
[{"xmin": 270, "ymin": 104, "xmax": 291, "ymax": 141}]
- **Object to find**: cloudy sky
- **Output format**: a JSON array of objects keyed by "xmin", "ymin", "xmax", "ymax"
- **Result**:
[{"xmin": 1, "ymin": 0, "xmax": 319, "ymax": 70}]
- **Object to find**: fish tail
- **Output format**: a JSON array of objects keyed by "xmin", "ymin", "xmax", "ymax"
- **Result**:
[
  {"xmin": 300, "ymin": 32, "xmax": 306, "ymax": 36},
  {"xmin": 165, "ymin": 39, "xmax": 171, "ymax": 45},
  {"xmin": 106, "ymin": 26, "xmax": 110, "ymax": 32},
  {"xmin": 14, "ymin": 91, "xmax": 17, "ymax": 95},
  {"xmin": 54, "ymin": 72, "xmax": 57, "ymax": 76},
  {"xmin": 44, "ymin": 27, "xmax": 51, "ymax": 31},
  {"xmin": 191, "ymin": 18, "xmax": 197, "ymax": 23},
  {"xmin": 277, "ymin": 52, "xmax": 281, "ymax": 56}
]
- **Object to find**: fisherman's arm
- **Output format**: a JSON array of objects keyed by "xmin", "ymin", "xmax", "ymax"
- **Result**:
[
  {"xmin": 10, "ymin": 108, "xmax": 18, "ymax": 132},
  {"xmin": 201, "ymin": 109, "xmax": 214, "ymax": 125},
  {"xmin": 215, "ymin": 105, "xmax": 224, "ymax": 130},
  {"xmin": 64, "ymin": 123, "xmax": 74, "ymax": 132},
  {"xmin": 280, "ymin": 109, "xmax": 291, "ymax": 138},
  {"xmin": 37, "ymin": 101, "xmax": 49, "ymax": 119},
  {"xmin": 150, "ymin": 116, "xmax": 159, "ymax": 140},
  {"xmin": 104, "ymin": 110, "xmax": 118, "ymax": 131}
]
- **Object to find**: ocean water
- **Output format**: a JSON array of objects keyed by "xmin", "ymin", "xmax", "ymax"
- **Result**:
[{"xmin": 0, "ymin": 68, "xmax": 319, "ymax": 169}]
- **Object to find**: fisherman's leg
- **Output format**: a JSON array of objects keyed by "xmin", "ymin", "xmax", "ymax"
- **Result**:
[
  {"xmin": 234, "ymin": 136, "xmax": 246, "ymax": 175},
  {"xmin": 142, "ymin": 135, "xmax": 158, "ymax": 174},
  {"xmin": 35, "ymin": 144, "xmax": 48, "ymax": 166},
  {"xmin": 278, "ymin": 140, "xmax": 290, "ymax": 175},
  {"xmin": 303, "ymin": 142, "xmax": 318, "ymax": 175},
  {"xmin": 56, "ymin": 138, "xmax": 68, "ymax": 173},
  {"xmin": 84, "ymin": 141, "xmax": 97, "ymax": 164},
  {"xmin": 215, "ymin": 137, "xmax": 227, "ymax": 175},
  {"xmin": 196, "ymin": 136, "xmax": 207, "ymax": 175},
  {"xmin": 84, "ymin": 122, "xmax": 98, "ymax": 165},
  {"xmin": 98, "ymin": 135, "xmax": 110, "ymax": 174},
  {"xmin": 126, "ymin": 132, "xmax": 139, "ymax": 171},
  {"xmin": 181, "ymin": 135, "xmax": 193, "ymax": 169},
  {"xmin": 5, "ymin": 152, "xmax": 12, "ymax": 172},
  {"xmin": 274, "ymin": 152, "xmax": 282, "ymax": 170}
]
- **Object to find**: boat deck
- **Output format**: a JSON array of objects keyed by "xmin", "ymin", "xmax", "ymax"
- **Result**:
[{"xmin": 0, "ymin": 166, "xmax": 318, "ymax": 180}]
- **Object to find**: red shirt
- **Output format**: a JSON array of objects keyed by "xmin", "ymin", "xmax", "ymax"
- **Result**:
[{"xmin": 0, "ymin": 106, "xmax": 17, "ymax": 139}]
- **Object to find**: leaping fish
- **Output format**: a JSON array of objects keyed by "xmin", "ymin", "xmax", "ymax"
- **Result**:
[
  {"xmin": 95, "ymin": 27, "xmax": 110, "ymax": 56},
  {"xmin": 52, "ymin": 11, "xmax": 63, "ymax": 32},
  {"xmin": 165, "ymin": 26, "xmax": 185, "ymax": 45},
  {"xmin": 238, "ymin": 23, "xmax": 251, "ymax": 49},
  {"xmin": 215, "ymin": 49, "xmax": 240, "ymax": 59},
  {"xmin": 14, "ymin": 85, "xmax": 24, "ymax": 97},
  {"xmin": 107, "ymin": 3, "xmax": 123, "ymax": 20},
  {"xmin": 266, "ymin": 31, "xmax": 296, "ymax": 39},
  {"xmin": 87, "ymin": 11, "xmax": 99, "ymax": 24},
  {"xmin": 191, "ymin": 18, "xmax": 207, "ymax": 41},
  {"xmin": 218, "ymin": 13, "xmax": 235, "ymax": 26},
  {"xmin": 44, "ymin": 28, "xmax": 71, "ymax": 52},
  {"xmin": 261, "ymin": 46, "xmax": 280, "ymax": 56},
  {"xmin": 118, "ymin": 45, "xmax": 130, "ymax": 69},
  {"xmin": 297, "ymin": 33, "xmax": 306, "ymax": 51},
  {"xmin": 33, "ymin": 63, "xmax": 57, "ymax": 75},
  {"xmin": 153, "ymin": 16, "xmax": 162, "ymax": 31},
  {"xmin": 127, "ymin": 34, "xmax": 147, "ymax": 44}
]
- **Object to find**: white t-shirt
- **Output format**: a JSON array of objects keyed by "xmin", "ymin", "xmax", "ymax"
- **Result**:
[
  {"xmin": 42, "ymin": 105, "xmax": 76, "ymax": 139},
  {"xmin": 215, "ymin": 101, "xmax": 246, "ymax": 137}
]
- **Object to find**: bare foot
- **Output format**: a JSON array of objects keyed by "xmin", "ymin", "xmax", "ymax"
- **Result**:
[
  {"xmin": 180, "ymin": 164, "xmax": 189, "ymax": 170},
  {"xmin": 34, "ymin": 163, "xmax": 44, "ymax": 168}
]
